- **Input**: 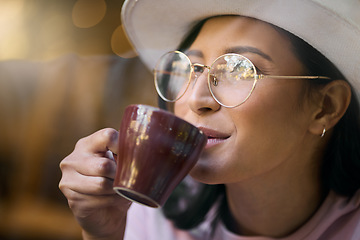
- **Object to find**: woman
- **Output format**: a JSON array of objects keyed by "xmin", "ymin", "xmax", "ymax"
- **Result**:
[{"xmin": 59, "ymin": 0, "xmax": 360, "ymax": 239}]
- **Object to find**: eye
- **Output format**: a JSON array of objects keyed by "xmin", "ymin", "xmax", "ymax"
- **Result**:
[{"xmin": 210, "ymin": 75, "xmax": 218, "ymax": 86}]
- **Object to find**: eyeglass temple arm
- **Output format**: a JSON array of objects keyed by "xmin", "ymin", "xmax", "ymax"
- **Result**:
[{"xmin": 257, "ymin": 74, "xmax": 331, "ymax": 80}]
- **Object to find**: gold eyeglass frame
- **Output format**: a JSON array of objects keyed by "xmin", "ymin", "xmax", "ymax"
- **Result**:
[{"xmin": 154, "ymin": 50, "xmax": 331, "ymax": 108}]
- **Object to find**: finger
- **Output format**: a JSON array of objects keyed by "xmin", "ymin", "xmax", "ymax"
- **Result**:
[
  {"xmin": 62, "ymin": 188, "xmax": 127, "ymax": 213},
  {"xmin": 76, "ymin": 128, "xmax": 119, "ymax": 156},
  {"xmin": 79, "ymin": 156, "xmax": 117, "ymax": 179},
  {"xmin": 60, "ymin": 156, "xmax": 117, "ymax": 196},
  {"xmin": 60, "ymin": 152, "xmax": 117, "ymax": 179},
  {"xmin": 60, "ymin": 172, "xmax": 116, "ymax": 196}
]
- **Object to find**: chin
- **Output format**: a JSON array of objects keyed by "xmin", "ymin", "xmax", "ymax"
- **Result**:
[{"xmin": 189, "ymin": 164, "xmax": 222, "ymax": 185}]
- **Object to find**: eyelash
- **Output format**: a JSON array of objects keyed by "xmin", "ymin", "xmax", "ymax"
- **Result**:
[{"xmin": 254, "ymin": 65, "xmax": 264, "ymax": 74}]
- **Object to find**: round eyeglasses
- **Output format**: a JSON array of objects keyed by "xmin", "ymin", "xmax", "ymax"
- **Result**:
[{"xmin": 154, "ymin": 51, "xmax": 331, "ymax": 108}]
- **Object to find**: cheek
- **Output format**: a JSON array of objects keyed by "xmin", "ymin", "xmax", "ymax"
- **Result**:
[
  {"xmin": 174, "ymin": 101, "xmax": 186, "ymax": 118},
  {"xmin": 173, "ymin": 90, "xmax": 194, "ymax": 119},
  {"xmin": 241, "ymin": 80, "xmax": 308, "ymax": 141},
  {"xmin": 226, "ymin": 83, "xmax": 309, "ymax": 176}
]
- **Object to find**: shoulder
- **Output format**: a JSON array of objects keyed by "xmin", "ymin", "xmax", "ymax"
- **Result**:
[
  {"xmin": 124, "ymin": 203, "xmax": 204, "ymax": 240},
  {"xmin": 305, "ymin": 190, "xmax": 360, "ymax": 239},
  {"xmin": 124, "ymin": 204, "xmax": 167, "ymax": 240},
  {"xmin": 329, "ymin": 189, "xmax": 360, "ymax": 219}
]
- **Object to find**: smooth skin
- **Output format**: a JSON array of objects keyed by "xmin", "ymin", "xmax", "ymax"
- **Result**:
[{"xmin": 59, "ymin": 16, "xmax": 351, "ymax": 239}]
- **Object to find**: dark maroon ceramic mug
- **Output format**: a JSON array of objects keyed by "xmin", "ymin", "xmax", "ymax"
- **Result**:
[{"xmin": 113, "ymin": 104, "xmax": 207, "ymax": 208}]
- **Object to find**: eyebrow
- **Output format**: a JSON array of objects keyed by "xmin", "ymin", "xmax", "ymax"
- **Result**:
[
  {"xmin": 226, "ymin": 46, "xmax": 273, "ymax": 62},
  {"xmin": 184, "ymin": 49, "xmax": 204, "ymax": 58},
  {"xmin": 184, "ymin": 46, "xmax": 273, "ymax": 62}
]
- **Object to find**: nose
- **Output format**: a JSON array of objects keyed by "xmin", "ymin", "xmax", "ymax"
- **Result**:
[{"xmin": 187, "ymin": 68, "xmax": 221, "ymax": 114}]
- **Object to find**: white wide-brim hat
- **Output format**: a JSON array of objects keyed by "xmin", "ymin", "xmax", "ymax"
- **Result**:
[{"xmin": 121, "ymin": 0, "xmax": 360, "ymax": 91}]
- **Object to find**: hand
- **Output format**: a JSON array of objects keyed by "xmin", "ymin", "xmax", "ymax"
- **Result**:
[{"xmin": 59, "ymin": 128, "xmax": 132, "ymax": 239}]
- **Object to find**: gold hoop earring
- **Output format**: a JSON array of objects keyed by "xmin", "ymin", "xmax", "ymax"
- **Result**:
[{"xmin": 321, "ymin": 127, "xmax": 326, "ymax": 138}]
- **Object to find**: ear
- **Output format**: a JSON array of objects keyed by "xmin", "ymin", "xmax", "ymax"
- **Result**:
[{"xmin": 308, "ymin": 80, "xmax": 352, "ymax": 136}]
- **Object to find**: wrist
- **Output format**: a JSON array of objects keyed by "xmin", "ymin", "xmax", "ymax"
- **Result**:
[
  {"xmin": 81, "ymin": 209, "xmax": 128, "ymax": 240},
  {"xmin": 80, "ymin": 198, "xmax": 131, "ymax": 240}
]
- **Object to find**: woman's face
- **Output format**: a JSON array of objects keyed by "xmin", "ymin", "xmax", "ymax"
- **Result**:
[{"xmin": 174, "ymin": 16, "xmax": 318, "ymax": 184}]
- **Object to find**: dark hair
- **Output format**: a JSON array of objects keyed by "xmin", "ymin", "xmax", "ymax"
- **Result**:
[{"xmin": 161, "ymin": 17, "xmax": 360, "ymax": 230}]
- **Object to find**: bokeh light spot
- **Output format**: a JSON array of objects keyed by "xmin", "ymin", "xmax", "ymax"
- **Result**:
[
  {"xmin": 0, "ymin": 0, "xmax": 28, "ymax": 60},
  {"xmin": 72, "ymin": 0, "xmax": 106, "ymax": 28},
  {"xmin": 111, "ymin": 25, "xmax": 137, "ymax": 58}
]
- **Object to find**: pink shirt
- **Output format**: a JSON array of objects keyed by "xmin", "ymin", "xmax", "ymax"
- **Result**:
[{"xmin": 124, "ymin": 190, "xmax": 360, "ymax": 240}]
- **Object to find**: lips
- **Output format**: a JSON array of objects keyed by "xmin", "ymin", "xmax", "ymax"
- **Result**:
[{"xmin": 198, "ymin": 127, "xmax": 230, "ymax": 149}]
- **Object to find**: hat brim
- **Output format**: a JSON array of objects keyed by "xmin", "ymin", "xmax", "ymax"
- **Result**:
[{"xmin": 122, "ymin": 0, "xmax": 360, "ymax": 91}]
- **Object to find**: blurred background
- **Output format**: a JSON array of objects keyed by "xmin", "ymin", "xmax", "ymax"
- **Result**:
[{"xmin": 0, "ymin": 0, "xmax": 156, "ymax": 239}]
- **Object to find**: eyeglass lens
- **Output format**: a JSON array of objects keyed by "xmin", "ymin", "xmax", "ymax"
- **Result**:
[{"xmin": 154, "ymin": 51, "xmax": 257, "ymax": 108}]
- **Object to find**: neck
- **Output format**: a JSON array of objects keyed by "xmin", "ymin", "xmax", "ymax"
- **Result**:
[{"xmin": 223, "ymin": 156, "xmax": 327, "ymax": 238}]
